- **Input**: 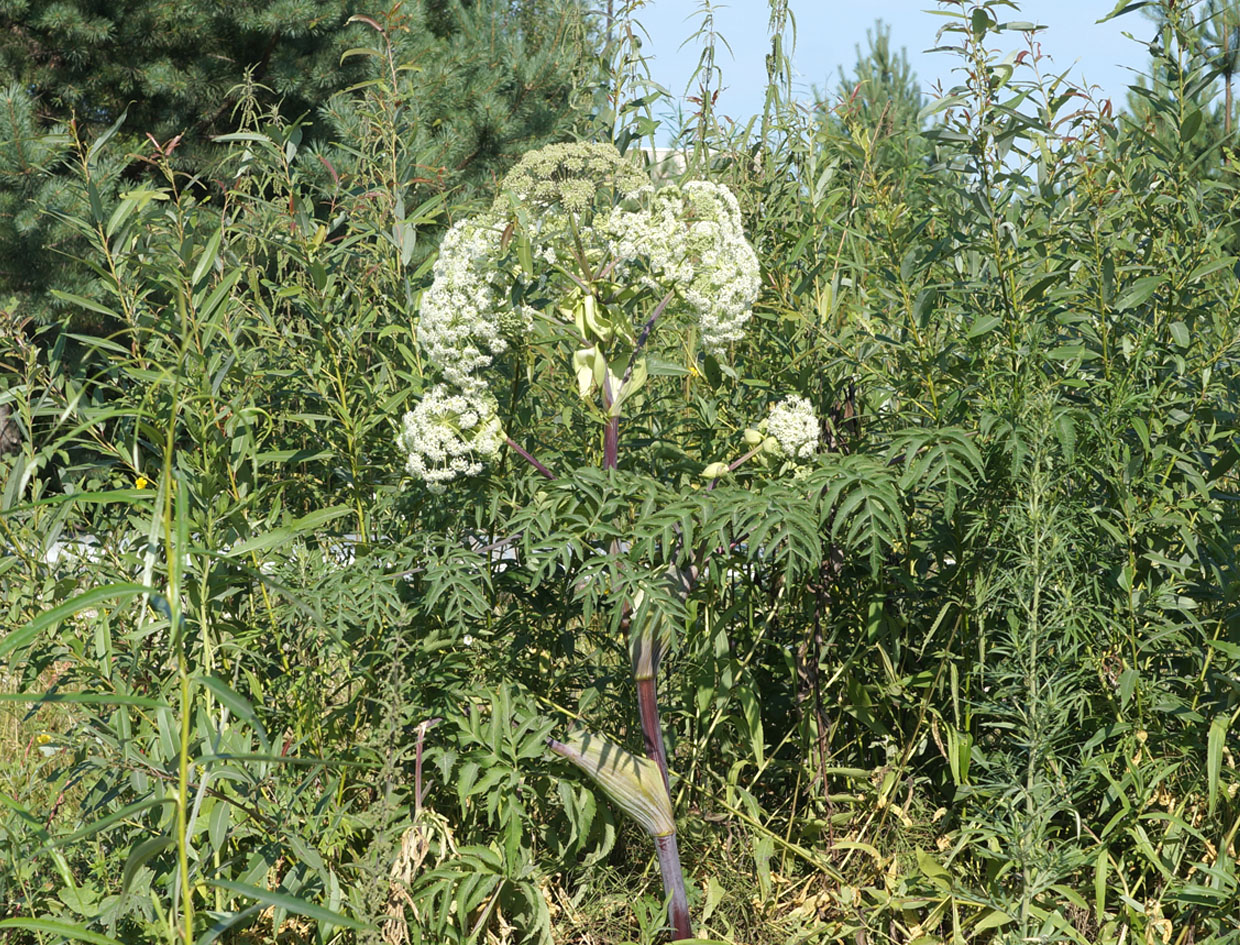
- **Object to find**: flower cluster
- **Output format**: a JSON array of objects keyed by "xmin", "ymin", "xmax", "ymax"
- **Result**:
[
  {"xmin": 414, "ymin": 144, "xmax": 646, "ymax": 391},
  {"xmin": 403, "ymin": 141, "xmax": 763, "ymax": 490},
  {"xmin": 502, "ymin": 141, "xmax": 650, "ymax": 211},
  {"xmin": 417, "ymin": 146, "xmax": 760, "ymax": 385},
  {"xmin": 604, "ymin": 181, "xmax": 760, "ymax": 354},
  {"xmin": 767, "ymin": 395, "xmax": 820, "ymax": 461},
  {"xmin": 397, "ymin": 383, "xmax": 504, "ymax": 493},
  {"xmin": 417, "ymin": 216, "xmax": 522, "ymax": 386}
]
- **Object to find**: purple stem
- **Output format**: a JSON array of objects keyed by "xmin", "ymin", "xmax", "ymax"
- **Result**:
[
  {"xmin": 602, "ymin": 371, "xmax": 620, "ymax": 470},
  {"xmin": 413, "ymin": 718, "xmax": 441, "ymax": 813},
  {"xmin": 506, "ymin": 436, "xmax": 556, "ymax": 480},
  {"xmin": 601, "ymin": 291, "xmax": 675, "ymax": 472},
  {"xmin": 728, "ymin": 444, "xmax": 763, "ymax": 472},
  {"xmin": 604, "ymin": 422, "xmax": 619, "ymax": 470},
  {"xmin": 706, "ymin": 444, "xmax": 764, "ymax": 492},
  {"xmin": 632, "ymin": 611, "xmax": 681, "ymax": 936},
  {"xmin": 619, "ymin": 290, "xmax": 676, "ymax": 389},
  {"xmin": 655, "ymin": 833, "xmax": 692, "ymax": 939},
  {"xmin": 636, "ymin": 676, "xmax": 670, "ymax": 792}
]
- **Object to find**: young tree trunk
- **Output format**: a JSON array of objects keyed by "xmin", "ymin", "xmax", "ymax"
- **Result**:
[
  {"xmin": 1226, "ymin": 73, "xmax": 1233, "ymax": 140},
  {"xmin": 0, "ymin": 403, "xmax": 20, "ymax": 455},
  {"xmin": 1226, "ymin": 17, "xmax": 1235, "ymax": 142}
]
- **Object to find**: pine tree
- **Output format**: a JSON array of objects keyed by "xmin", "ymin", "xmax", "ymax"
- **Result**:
[
  {"xmin": 833, "ymin": 21, "xmax": 924, "ymax": 140},
  {"xmin": 0, "ymin": 0, "xmax": 598, "ymax": 326},
  {"xmin": 1128, "ymin": 0, "xmax": 1240, "ymax": 167},
  {"xmin": 1200, "ymin": 0, "xmax": 1240, "ymax": 137},
  {"xmin": 0, "ymin": 83, "xmax": 132, "ymax": 328},
  {"xmin": 0, "ymin": 0, "xmax": 366, "ymax": 163},
  {"xmin": 819, "ymin": 21, "xmax": 928, "ymax": 190},
  {"xmin": 316, "ymin": 0, "xmax": 599, "ymax": 205}
]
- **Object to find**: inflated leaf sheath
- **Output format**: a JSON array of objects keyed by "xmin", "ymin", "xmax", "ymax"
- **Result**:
[{"xmin": 547, "ymin": 730, "xmax": 675, "ymax": 837}]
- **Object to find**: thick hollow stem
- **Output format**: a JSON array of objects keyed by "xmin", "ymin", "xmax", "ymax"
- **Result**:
[
  {"xmin": 603, "ymin": 416, "xmax": 619, "ymax": 470},
  {"xmin": 601, "ymin": 290, "xmax": 674, "ymax": 472},
  {"xmin": 635, "ymin": 645, "xmax": 682, "ymax": 934},
  {"xmin": 620, "ymin": 290, "xmax": 675, "ymax": 389},
  {"xmin": 413, "ymin": 718, "xmax": 440, "ymax": 813},
  {"xmin": 602, "ymin": 373, "xmax": 620, "ymax": 471},
  {"xmin": 506, "ymin": 436, "xmax": 556, "ymax": 480},
  {"xmin": 655, "ymin": 832, "xmax": 692, "ymax": 940},
  {"xmin": 706, "ymin": 443, "xmax": 764, "ymax": 492},
  {"xmin": 635, "ymin": 675, "xmax": 670, "ymax": 792}
]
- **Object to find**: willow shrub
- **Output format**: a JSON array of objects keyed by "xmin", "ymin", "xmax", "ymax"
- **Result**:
[
  {"xmin": 695, "ymin": 1, "xmax": 1240, "ymax": 941},
  {"xmin": 3, "ymin": 1, "xmax": 1240, "ymax": 944}
]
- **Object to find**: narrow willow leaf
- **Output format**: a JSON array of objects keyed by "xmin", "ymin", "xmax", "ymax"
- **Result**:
[
  {"xmin": 1095, "ymin": 848, "xmax": 1108, "ymax": 923},
  {"xmin": 1115, "ymin": 275, "xmax": 1165, "ymax": 311},
  {"xmin": 191, "ymin": 225, "xmax": 223, "ymax": 286},
  {"xmin": 49, "ymin": 796, "xmax": 176, "ymax": 849},
  {"xmin": 210, "ymin": 879, "xmax": 369, "ymax": 931},
  {"xmin": 196, "ymin": 904, "xmax": 264, "ymax": 945},
  {"xmin": 0, "ymin": 691, "xmax": 166, "ymax": 708},
  {"xmin": 0, "ymin": 919, "xmax": 124, "ymax": 945},
  {"xmin": 548, "ymin": 731, "xmax": 674, "ymax": 837},
  {"xmin": 737, "ymin": 685, "xmax": 765, "ymax": 768},
  {"xmin": 1207, "ymin": 714, "xmax": 1228, "ymax": 814},
  {"xmin": 0, "ymin": 582, "xmax": 149, "ymax": 662},
  {"xmin": 974, "ymin": 910, "xmax": 1015, "ymax": 933},
  {"xmin": 121, "ymin": 835, "xmax": 176, "ymax": 895},
  {"xmin": 1097, "ymin": 1, "xmax": 1154, "ymax": 24},
  {"xmin": 196, "ymin": 675, "xmax": 271, "ymax": 751},
  {"xmin": 225, "ymin": 505, "xmax": 352, "ymax": 556},
  {"xmin": 49, "ymin": 290, "xmax": 121, "ymax": 322}
]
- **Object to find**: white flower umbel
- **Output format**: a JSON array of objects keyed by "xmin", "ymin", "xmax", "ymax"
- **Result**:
[
  {"xmin": 605, "ymin": 180, "xmax": 760, "ymax": 355},
  {"xmin": 417, "ymin": 217, "xmax": 527, "ymax": 386},
  {"xmin": 501, "ymin": 141, "xmax": 650, "ymax": 210},
  {"xmin": 767, "ymin": 395, "xmax": 820, "ymax": 461},
  {"xmin": 418, "ymin": 143, "xmax": 761, "ymax": 392},
  {"xmin": 417, "ymin": 145, "xmax": 649, "ymax": 388},
  {"xmin": 398, "ymin": 382, "xmax": 505, "ymax": 493}
]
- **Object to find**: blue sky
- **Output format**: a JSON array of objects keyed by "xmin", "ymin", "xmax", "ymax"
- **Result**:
[{"xmin": 630, "ymin": 2, "xmax": 1159, "ymax": 140}]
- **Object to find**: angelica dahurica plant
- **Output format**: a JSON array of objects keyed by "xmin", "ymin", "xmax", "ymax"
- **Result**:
[{"xmin": 398, "ymin": 140, "xmax": 818, "ymax": 938}]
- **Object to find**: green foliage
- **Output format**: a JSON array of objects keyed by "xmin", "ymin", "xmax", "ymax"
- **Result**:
[
  {"xmin": 822, "ymin": 19, "xmax": 929, "ymax": 188},
  {"xmin": 0, "ymin": 0, "xmax": 597, "ymax": 327},
  {"xmin": 1125, "ymin": 1, "xmax": 1240, "ymax": 176},
  {"xmin": 3, "ymin": 1, "xmax": 1240, "ymax": 944},
  {"xmin": 0, "ymin": 0, "xmax": 360, "ymax": 138},
  {"xmin": 1133, "ymin": 0, "xmax": 1240, "ymax": 139}
]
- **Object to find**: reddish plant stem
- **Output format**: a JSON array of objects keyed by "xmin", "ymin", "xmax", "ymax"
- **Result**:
[
  {"xmin": 506, "ymin": 436, "xmax": 556, "ymax": 480},
  {"xmin": 600, "ymin": 289, "xmax": 685, "ymax": 936},
  {"xmin": 619, "ymin": 290, "xmax": 675, "ymax": 389},
  {"xmin": 655, "ymin": 833, "xmax": 692, "ymax": 939},
  {"xmin": 728, "ymin": 444, "xmax": 762, "ymax": 472},
  {"xmin": 602, "ymin": 374, "xmax": 619, "ymax": 470},
  {"xmin": 413, "ymin": 718, "xmax": 440, "ymax": 813},
  {"xmin": 603, "ymin": 290, "xmax": 674, "ymax": 471},
  {"xmin": 635, "ymin": 675, "xmax": 670, "ymax": 792},
  {"xmin": 706, "ymin": 443, "xmax": 764, "ymax": 492},
  {"xmin": 603, "ymin": 417, "xmax": 619, "ymax": 470}
]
